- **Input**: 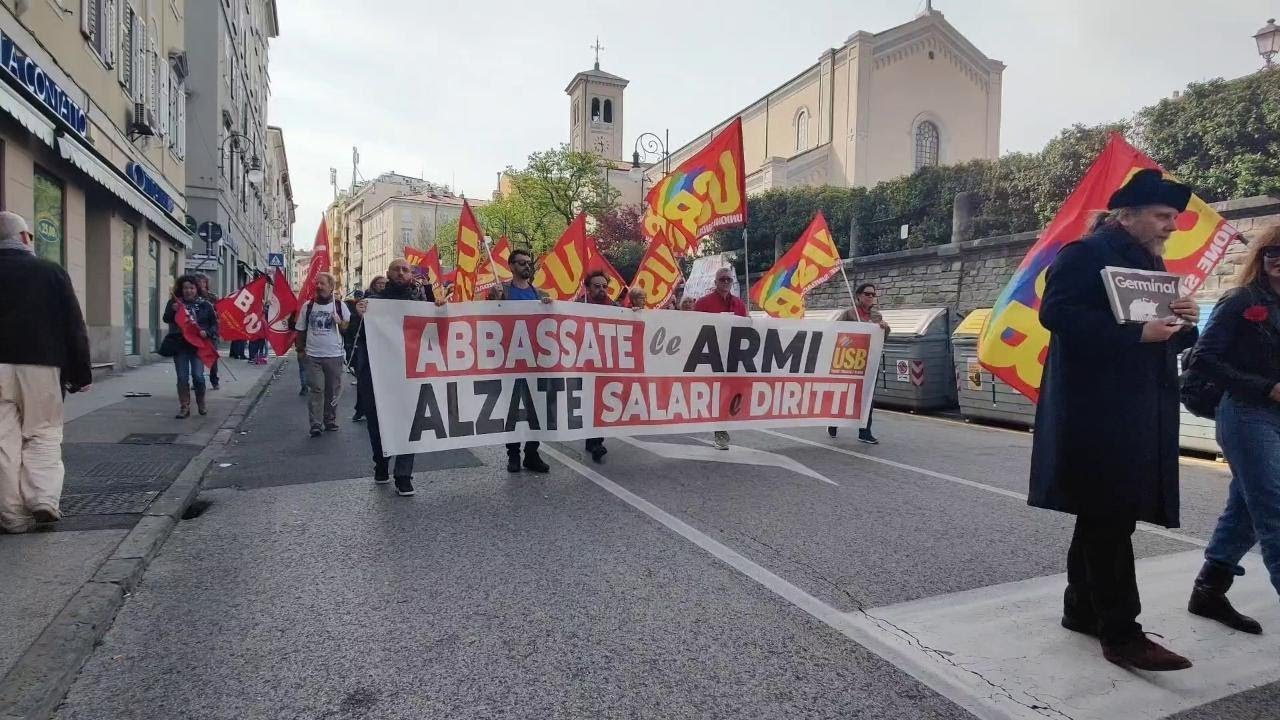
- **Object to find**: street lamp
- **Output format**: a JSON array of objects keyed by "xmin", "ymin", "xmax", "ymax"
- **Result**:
[
  {"xmin": 630, "ymin": 130, "xmax": 669, "ymax": 203},
  {"xmin": 1255, "ymin": 18, "xmax": 1279, "ymax": 69},
  {"xmin": 220, "ymin": 131, "xmax": 265, "ymax": 185}
]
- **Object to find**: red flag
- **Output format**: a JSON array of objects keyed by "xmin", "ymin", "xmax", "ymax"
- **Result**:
[
  {"xmin": 749, "ymin": 212, "xmax": 842, "ymax": 318},
  {"xmin": 265, "ymin": 268, "xmax": 299, "ymax": 357},
  {"xmin": 629, "ymin": 232, "xmax": 684, "ymax": 309},
  {"xmin": 491, "ymin": 236, "xmax": 513, "ymax": 283},
  {"xmin": 642, "ymin": 116, "xmax": 747, "ymax": 254},
  {"xmin": 214, "ymin": 276, "xmax": 269, "ymax": 341},
  {"xmin": 452, "ymin": 201, "xmax": 484, "ymax": 302},
  {"xmin": 533, "ymin": 213, "xmax": 589, "ymax": 300},
  {"xmin": 297, "ymin": 217, "xmax": 332, "ymax": 306},
  {"xmin": 174, "ymin": 302, "xmax": 219, "ymax": 369},
  {"xmin": 583, "ymin": 236, "xmax": 627, "ymax": 302}
]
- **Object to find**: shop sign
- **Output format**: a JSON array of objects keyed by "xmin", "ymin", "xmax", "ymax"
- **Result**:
[
  {"xmin": 126, "ymin": 162, "xmax": 176, "ymax": 214},
  {"xmin": 0, "ymin": 31, "xmax": 89, "ymax": 138}
]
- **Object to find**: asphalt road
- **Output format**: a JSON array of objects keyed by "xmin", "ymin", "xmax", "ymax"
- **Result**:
[{"xmin": 51, "ymin": 368, "xmax": 1280, "ymax": 720}]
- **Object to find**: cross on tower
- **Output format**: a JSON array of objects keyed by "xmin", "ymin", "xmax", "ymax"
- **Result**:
[{"xmin": 590, "ymin": 36, "xmax": 604, "ymax": 69}]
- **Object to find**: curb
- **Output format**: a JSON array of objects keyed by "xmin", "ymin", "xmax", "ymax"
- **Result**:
[{"xmin": 0, "ymin": 358, "xmax": 287, "ymax": 720}]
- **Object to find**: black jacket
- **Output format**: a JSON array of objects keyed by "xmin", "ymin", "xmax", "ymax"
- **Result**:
[
  {"xmin": 1028, "ymin": 226, "xmax": 1197, "ymax": 528},
  {"xmin": 162, "ymin": 297, "xmax": 218, "ymax": 353},
  {"xmin": 353, "ymin": 280, "xmax": 432, "ymax": 370},
  {"xmin": 0, "ymin": 248, "xmax": 92, "ymax": 389},
  {"xmin": 1195, "ymin": 281, "xmax": 1280, "ymax": 407}
]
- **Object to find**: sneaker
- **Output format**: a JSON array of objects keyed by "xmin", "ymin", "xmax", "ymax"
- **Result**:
[
  {"xmin": 394, "ymin": 477, "xmax": 416, "ymax": 496},
  {"xmin": 31, "ymin": 505, "xmax": 61, "ymax": 524},
  {"xmin": 210, "ymin": 383, "xmax": 219, "ymax": 391},
  {"xmin": 309, "ymin": 425, "xmax": 322, "ymax": 437},
  {"xmin": 523, "ymin": 452, "xmax": 551, "ymax": 473},
  {"xmin": 324, "ymin": 422, "xmax": 339, "ymax": 432},
  {"xmin": 507, "ymin": 455, "xmax": 522, "ymax": 473},
  {"xmin": 352, "ymin": 412, "xmax": 365, "ymax": 423},
  {"xmin": 374, "ymin": 474, "xmax": 392, "ymax": 485},
  {"xmin": 1102, "ymin": 634, "xmax": 1192, "ymax": 671},
  {"xmin": 857, "ymin": 431, "xmax": 880, "ymax": 445},
  {"xmin": 714, "ymin": 431, "xmax": 730, "ymax": 450},
  {"xmin": 590, "ymin": 445, "xmax": 607, "ymax": 464},
  {"xmin": 827, "ymin": 426, "xmax": 838, "ymax": 438}
]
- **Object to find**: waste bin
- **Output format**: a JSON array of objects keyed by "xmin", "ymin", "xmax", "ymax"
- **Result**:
[
  {"xmin": 873, "ymin": 308, "xmax": 957, "ymax": 412},
  {"xmin": 951, "ymin": 308, "xmax": 1037, "ymax": 428},
  {"xmin": 1179, "ymin": 301, "xmax": 1221, "ymax": 457}
]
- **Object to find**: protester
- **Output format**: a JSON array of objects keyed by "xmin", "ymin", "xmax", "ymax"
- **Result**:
[
  {"xmin": 1187, "ymin": 226, "xmax": 1280, "ymax": 632},
  {"xmin": 628, "ymin": 286, "xmax": 647, "ymax": 311},
  {"xmin": 348, "ymin": 277, "xmax": 385, "ymax": 422},
  {"xmin": 343, "ymin": 289, "xmax": 364, "ymax": 375},
  {"xmin": 662, "ymin": 281, "xmax": 686, "ymax": 309},
  {"xmin": 195, "ymin": 273, "xmax": 220, "ymax": 390},
  {"xmin": 354, "ymin": 259, "xmax": 443, "ymax": 496},
  {"xmin": 0, "ymin": 211, "xmax": 91, "ymax": 533},
  {"xmin": 678, "ymin": 295, "xmax": 697, "ymax": 311},
  {"xmin": 694, "ymin": 267, "xmax": 748, "ymax": 450},
  {"xmin": 489, "ymin": 248, "xmax": 553, "ymax": 472},
  {"xmin": 163, "ymin": 274, "xmax": 218, "ymax": 419},
  {"xmin": 1030, "ymin": 169, "xmax": 1200, "ymax": 671},
  {"xmin": 581, "ymin": 270, "xmax": 617, "ymax": 463},
  {"xmin": 294, "ymin": 272, "xmax": 349, "ymax": 437},
  {"xmin": 229, "ymin": 339, "xmax": 247, "ymax": 359},
  {"xmin": 829, "ymin": 283, "xmax": 891, "ymax": 444}
]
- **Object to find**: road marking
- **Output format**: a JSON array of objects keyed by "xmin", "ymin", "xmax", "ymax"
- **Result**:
[
  {"xmin": 616, "ymin": 436, "xmax": 838, "ymax": 487},
  {"xmin": 756, "ymin": 429, "xmax": 1209, "ymax": 549},
  {"xmin": 539, "ymin": 445, "xmax": 1027, "ymax": 720}
]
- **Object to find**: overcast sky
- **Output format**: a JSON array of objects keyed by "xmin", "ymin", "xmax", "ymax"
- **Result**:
[{"xmin": 269, "ymin": 0, "xmax": 1276, "ymax": 249}]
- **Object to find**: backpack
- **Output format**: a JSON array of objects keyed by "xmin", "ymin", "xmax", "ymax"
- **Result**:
[{"xmin": 1179, "ymin": 344, "xmax": 1222, "ymax": 419}]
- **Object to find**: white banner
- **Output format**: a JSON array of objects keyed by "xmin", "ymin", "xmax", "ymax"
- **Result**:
[
  {"xmin": 683, "ymin": 253, "xmax": 739, "ymax": 301},
  {"xmin": 364, "ymin": 301, "xmax": 885, "ymax": 455}
]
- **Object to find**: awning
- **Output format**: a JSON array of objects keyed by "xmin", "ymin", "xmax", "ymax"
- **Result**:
[
  {"xmin": 0, "ymin": 80, "xmax": 55, "ymax": 148},
  {"xmin": 56, "ymin": 134, "xmax": 193, "ymax": 248}
]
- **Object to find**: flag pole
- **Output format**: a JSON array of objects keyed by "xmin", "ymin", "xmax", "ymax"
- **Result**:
[
  {"xmin": 742, "ymin": 227, "xmax": 750, "ymax": 307},
  {"xmin": 837, "ymin": 258, "xmax": 858, "ymax": 309}
]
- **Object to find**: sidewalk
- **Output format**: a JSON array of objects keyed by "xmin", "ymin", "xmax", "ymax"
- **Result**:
[{"xmin": 0, "ymin": 354, "xmax": 281, "ymax": 704}]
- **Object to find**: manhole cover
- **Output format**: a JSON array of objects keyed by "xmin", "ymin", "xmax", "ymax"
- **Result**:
[
  {"xmin": 120, "ymin": 433, "xmax": 179, "ymax": 445},
  {"xmin": 60, "ymin": 491, "xmax": 159, "ymax": 515},
  {"xmin": 81, "ymin": 460, "xmax": 179, "ymax": 478}
]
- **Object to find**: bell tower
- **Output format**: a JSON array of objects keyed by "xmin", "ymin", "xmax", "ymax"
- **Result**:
[{"xmin": 566, "ymin": 40, "xmax": 627, "ymax": 161}]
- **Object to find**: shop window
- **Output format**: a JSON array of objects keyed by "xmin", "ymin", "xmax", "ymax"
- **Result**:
[{"xmin": 33, "ymin": 169, "xmax": 65, "ymax": 266}]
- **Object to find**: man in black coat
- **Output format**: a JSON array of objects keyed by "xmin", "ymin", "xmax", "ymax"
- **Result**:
[
  {"xmin": 1030, "ymin": 169, "xmax": 1201, "ymax": 671},
  {"xmin": 0, "ymin": 211, "xmax": 91, "ymax": 533}
]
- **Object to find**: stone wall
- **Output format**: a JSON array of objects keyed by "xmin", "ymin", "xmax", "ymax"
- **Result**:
[{"xmin": 787, "ymin": 195, "xmax": 1280, "ymax": 317}]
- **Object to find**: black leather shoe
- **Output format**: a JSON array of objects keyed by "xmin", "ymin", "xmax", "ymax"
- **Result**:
[
  {"xmin": 1189, "ymin": 561, "xmax": 1263, "ymax": 634},
  {"xmin": 507, "ymin": 455, "xmax": 522, "ymax": 473},
  {"xmin": 523, "ymin": 452, "xmax": 550, "ymax": 473}
]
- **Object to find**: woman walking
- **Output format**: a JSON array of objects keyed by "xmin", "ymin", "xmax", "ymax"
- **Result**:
[
  {"xmin": 1189, "ymin": 227, "xmax": 1280, "ymax": 633},
  {"xmin": 162, "ymin": 275, "xmax": 218, "ymax": 419}
]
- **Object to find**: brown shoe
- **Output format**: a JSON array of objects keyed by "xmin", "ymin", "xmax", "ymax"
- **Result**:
[
  {"xmin": 1102, "ymin": 635, "xmax": 1192, "ymax": 671},
  {"xmin": 31, "ymin": 505, "xmax": 61, "ymax": 524}
]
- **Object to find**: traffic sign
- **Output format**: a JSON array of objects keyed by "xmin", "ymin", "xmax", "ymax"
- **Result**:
[
  {"xmin": 197, "ymin": 221, "xmax": 223, "ymax": 243},
  {"xmin": 267, "ymin": 253, "xmax": 284, "ymax": 268}
]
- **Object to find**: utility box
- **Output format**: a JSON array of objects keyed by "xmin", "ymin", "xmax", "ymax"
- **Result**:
[
  {"xmin": 874, "ymin": 308, "xmax": 957, "ymax": 411},
  {"xmin": 951, "ymin": 309, "xmax": 1037, "ymax": 428}
]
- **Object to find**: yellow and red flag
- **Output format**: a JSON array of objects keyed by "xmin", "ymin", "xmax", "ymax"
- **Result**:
[
  {"xmin": 452, "ymin": 201, "xmax": 484, "ymax": 302},
  {"xmin": 491, "ymin": 235, "xmax": 513, "ymax": 284},
  {"xmin": 642, "ymin": 116, "xmax": 747, "ymax": 256},
  {"xmin": 583, "ymin": 236, "xmax": 627, "ymax": 302},
  {"xmin": 749, "ymin": 212, "xmax": 842, "ymax": 318},
  {"xmin": 405, "ymin": 245, "xmax": 445, "ymax": 299},
  {"xmin": 629, "ymin": 232, "xmax": 684, "ymax": 309},
  {"xmin": 533, "ymin": 213, "xmax": 589, "ymax": 300},
  {"xmin": 977, "ymin": 133, "xmax": 1241, "ymax": 402}
]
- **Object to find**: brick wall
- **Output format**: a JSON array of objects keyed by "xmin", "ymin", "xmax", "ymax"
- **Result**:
[{"xmin": 783, "ymin": 195, "xmax": 1279, "ymax": 316}]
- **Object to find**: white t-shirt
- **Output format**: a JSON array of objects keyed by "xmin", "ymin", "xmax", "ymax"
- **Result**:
[{"xmin": 293, "ymin": 300, "xmax": 347, "ymax": 358}]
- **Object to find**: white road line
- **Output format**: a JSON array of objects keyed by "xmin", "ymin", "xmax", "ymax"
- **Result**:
[
  {"xmin": 539, "ymin": 445, "xmax": 1025, "ymax": 720},
  {"xmin": 615, "ymin": 435, "xmax": 839, "ymax": 487},
  {"xmin": 755, "ymin": 428, "xmax": 1209, "ymax": 549}
]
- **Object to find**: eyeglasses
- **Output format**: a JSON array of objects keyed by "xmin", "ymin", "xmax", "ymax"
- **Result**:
[
  {"xmin": 860, "ymin": 291, "xmax": 877, "ymax": 297},
  {"xmin": 715, "ymin": 277, "xmax": 733, "ymax": 283},
  {"xmin": 511, "ymin": 259, "xmax": 533, "ymax": 267},
  {"xmin": 1262, "ymin": 246, "xmax": 1280, "ymax": 260},
  {"xmin": 589, "ymin": 283, "xmax": 608, "ymax": 290}
]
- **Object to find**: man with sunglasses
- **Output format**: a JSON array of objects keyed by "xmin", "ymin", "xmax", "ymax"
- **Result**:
[
  {"xmin": 694, "ymin": 268, "xmax": 748, "ymax": 449},
  {"xmin": 578, "ymin": 270, "xmax": 619, "ymax": 463},
  {"xmin": 489, "ymin": 248, "xmax": 553, "ymax": 474},
  {"xmin": 830, "ymin": 283, "xmax": 891, "ymax": 444}
]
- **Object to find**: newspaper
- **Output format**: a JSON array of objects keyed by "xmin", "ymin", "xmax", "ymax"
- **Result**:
[{"xmin": 1099, "ymin": 266, "xmax": 1183, "ymax": 324}]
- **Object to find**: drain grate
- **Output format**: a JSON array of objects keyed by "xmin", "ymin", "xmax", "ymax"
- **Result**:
[
  {"xmin": 60, "ymin": 491, "xmax": 159, "ymax": 515},
  {"xmin": 80, "ymin": 460, "xmax": 179, "ymax": 478},
  {"xmin": 119, "ymin": 433, "xmax": 179, "ymax": 445}
]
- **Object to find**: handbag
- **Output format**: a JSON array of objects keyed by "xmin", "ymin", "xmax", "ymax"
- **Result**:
[{"xmin": 158, "ymin": 333, "xmax": 183, "ymax": 358}]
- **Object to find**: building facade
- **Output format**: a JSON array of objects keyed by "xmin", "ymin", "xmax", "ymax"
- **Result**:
[
  {"xmin": 327, "ymin": 172, "xmax": 444, "ymax": 292},
  {"xmin": 0, "ymin": 0, "xmax": 195, "ymax": 368},
  {"xmin": 360, "ymin": 190, "xmax": 469, "ymax": 281},
  {"xmin": 627, "ymin": 9, "xmax": 1003, "ymax": 194},
  {"xmin": 183, "ymin": 0, "xmax": 278, "ymax": 297},
  {"xmin": 264, "ymin": 124, "xmax": 293, "ymax": 281}
]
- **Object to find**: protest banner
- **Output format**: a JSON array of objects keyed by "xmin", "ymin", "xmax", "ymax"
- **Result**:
[{"xmin": 362, "ymin": 301, "xmax": 884, "ymax": 455}]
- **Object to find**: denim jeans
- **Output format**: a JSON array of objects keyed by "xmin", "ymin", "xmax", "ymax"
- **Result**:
[
  {"xmin": 1204, "ymin": 395, "xmax": 1280, "ymax": 597},
  {"xmin": 173, "ymin": 351, "xmax": 205, "ymax": 389}
]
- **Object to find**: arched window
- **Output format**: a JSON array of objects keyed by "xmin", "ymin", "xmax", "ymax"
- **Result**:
[
  {"xmin": 591, "ymin": 97, "xmax": 601, "ymax": 122},
  {"xmin": 795, "ymin": 109, "xmax": 809, "ymax": 152},
  {"xmin": 602, "ymin": 99, "xmax": 613, "ymax": 124},
  {"xmin": 914, "ymin": 120, "xmax": 940, "ymax": 170}
]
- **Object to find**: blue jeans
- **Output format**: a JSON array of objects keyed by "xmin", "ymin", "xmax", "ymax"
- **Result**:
[
  {"xmin": 173, "ymin": 351, "xmax": 205, "ymax": 390},
  {"xmin": 1204, "ymin": 395, "xmax": 1280, "ymax": 597}
]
